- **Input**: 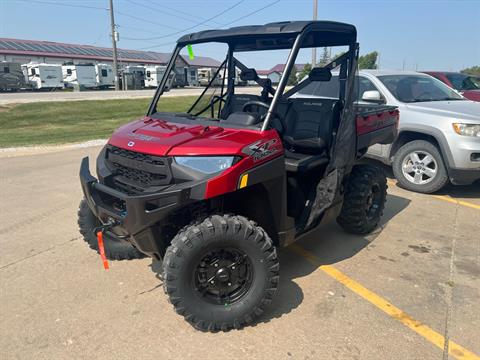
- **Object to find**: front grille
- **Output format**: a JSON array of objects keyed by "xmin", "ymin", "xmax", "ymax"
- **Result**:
[{"xmin": 106, "ymin": 145, "xmax": 172, "ymax": 193}]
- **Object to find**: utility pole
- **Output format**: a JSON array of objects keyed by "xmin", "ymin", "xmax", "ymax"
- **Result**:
[
  {"xmin": 109, "ymin": 0, "xmax": 119, "ymax": 91},
  {"xmin": 311, "ymin": 0, "xmax": 318, "ymax": 67}
]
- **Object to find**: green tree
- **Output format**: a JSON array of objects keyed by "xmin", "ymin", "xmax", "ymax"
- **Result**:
[
  {"xmin": 358, "ymin": 51, "xmax": 378, "ymax": 69},
  {"xmin": 287, "ymin": 65, "xmax": 298, "ymax": 85},
  {"xmin": 318, "ymin": 47, "xmax": 330, "ymax": 66},
  {"xmin": 298, "ymin": 63, "xmax": 312, "ymax": 81},
  {"xmin": 461, "ymin": 65, "xmax": 480, "ymax": 76}
]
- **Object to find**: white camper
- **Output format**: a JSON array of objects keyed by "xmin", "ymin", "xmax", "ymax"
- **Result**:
[
  {"xmin": 145, "ymin": 65, "xmax": 174, "ymax": 89},
  {"xmin": 197, "ymin": 67, "xmax": 226, "ymax": 86},
  {"xmin": 145, "ymin": 65, "xmax": 165, "ymax": 88},
  {"xmin": 198, "ymin": 68, "xmax": 213, "ymax": 86},
  {"xmin": 22, "ymin": 63, "xmax": 63, "ymax": 90},
  {"xmin": 95, "ymin": 63, "xmax": 114, "ymax": 88},
  {"xmin": 62, "ymin": 64, "xmax": 97, "ymax": 89}
]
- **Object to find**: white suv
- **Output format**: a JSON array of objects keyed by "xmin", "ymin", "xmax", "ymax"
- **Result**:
[{"xmin": 297, "ymin": 70, "xmax": 480, "ymax": 193}]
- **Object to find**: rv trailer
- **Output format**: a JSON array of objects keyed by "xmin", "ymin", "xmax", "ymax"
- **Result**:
[
  {"xmin": 124, "ymin": 65, "xmax": 146, "ymax": 89},
  {"xmin": 197, "ymin": 67, "xmax": 226, "ymax": 86},
  {"xmin": 95, "ymin": 64, "xmax": 114, "ymax": 89},
  {"xmin": 62, "ymin": 64, "xmax": 97, "ymax": 89},
  {"xmin": 172, "ymin": 67, "xmax": 188, "ymax": 88},
  {"xmin": 22, "ymin": 63, "xmax": 63, "ymax": 90},
  {"xmin": 144, "ymin": 65, "xmax": 174, "ymax": 89},
  {"xmin": 0, "ymin": 62, "xmax": 26, "ymax": 91}
]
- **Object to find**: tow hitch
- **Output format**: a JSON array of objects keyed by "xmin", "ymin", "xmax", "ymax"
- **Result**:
[{"xmin": 93, "ymin": 219, "xmax": 122, "ymax": 270}]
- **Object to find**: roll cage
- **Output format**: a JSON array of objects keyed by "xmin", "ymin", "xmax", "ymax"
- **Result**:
[{"xmin": 147, "ymin": 21, "xmax": 358, "ymax": 129}]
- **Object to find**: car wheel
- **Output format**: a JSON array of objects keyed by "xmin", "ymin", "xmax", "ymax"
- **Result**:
[
  {"xmin": 392, "ymin": 140, "xmax": 449, "ymax": 193},
  {"xmin": 162, "ymin": 214, "xmax": 279, "ymax": 332}
]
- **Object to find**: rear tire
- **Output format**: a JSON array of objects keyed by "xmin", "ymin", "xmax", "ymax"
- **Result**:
[
  {"xmin": 162, "ymin": 214, "xmax": 279, "ymax": 332},
  {"xmin": 337, "ymin": 164, "xmax": 387, "ymax": 234},
  {"xmin": 77, "ymin": 199, "xmax": 145, "ymax": 260},
  {"xmin": 392, "ymin": 140, "xmax": 448, "ymax": 193}
]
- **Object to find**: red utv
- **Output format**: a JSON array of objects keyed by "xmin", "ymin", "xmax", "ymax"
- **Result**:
[
  {"xmin": 423, "ymin": 71, "xmax": 480, "ymax": 102},
  {"xmin": 78, "ymin": 21, "xmax": 399, "ymax": 331}
]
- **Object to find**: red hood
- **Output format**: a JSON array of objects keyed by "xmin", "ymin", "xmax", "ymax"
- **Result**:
[
  {"xmin": 461, "ymin": 90, "xmax": 480, "ymax": 102},
  {"xmin": 108, "ymin": 116, "xmax": 273, "ymax": 156}
]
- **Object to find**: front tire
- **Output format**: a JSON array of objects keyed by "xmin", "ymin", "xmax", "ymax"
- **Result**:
[
  {"xmin": 392, "ymin": 140, "xmax": 448, "ymax": 193},
  {"xmin": 337, "ymin": 164, "xmax": 387, "ymax": 234},
  {"xmin": 77, "ymin": 199, "xmax": 145, "ymax": 260},
  {"xmin": 162, "ymin": 214, "xmax": 279, "ymax": 332}
]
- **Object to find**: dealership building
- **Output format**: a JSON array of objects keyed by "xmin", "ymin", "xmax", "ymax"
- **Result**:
[{"xmin": 0, "ymin": 37, "xmax": 221, "ymax": 76}]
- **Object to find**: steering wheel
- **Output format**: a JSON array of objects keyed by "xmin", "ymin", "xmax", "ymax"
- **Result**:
[
  {"xmin": 242, "ymin": 100, "xmax": 270, "ymax": 113},
  {"xmin": 242, "ymin": 101, "xmax": 287, "ymax": 135}
]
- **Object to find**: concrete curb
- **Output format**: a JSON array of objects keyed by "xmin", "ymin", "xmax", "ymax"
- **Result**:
[{"xmin": 0, "ymin": 139, "xmax": 107, "ymax": 158}]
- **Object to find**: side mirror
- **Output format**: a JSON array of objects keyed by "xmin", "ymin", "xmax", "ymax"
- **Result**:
[
  {"xmin": 240, "ymin": 68, "xmax": 258, "ymax": 81},
  {"xmin": 362, "ymin": 90, "xmax": 384, "ymax": 103},
  {"xmin": 308, "ymin": 67, "xmax": 332, "ymax": 82}
]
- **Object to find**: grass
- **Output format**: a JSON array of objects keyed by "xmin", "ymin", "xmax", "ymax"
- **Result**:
[{"xmin": 0, "ymin": 96, "xmax": 196, "ymax": 148}]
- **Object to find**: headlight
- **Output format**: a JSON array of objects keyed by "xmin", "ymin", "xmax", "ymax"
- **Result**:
[
  {"xmin": 452, "ymin": 123, "xmax": 480, "ymax": 137},
  {"xmin": 174, "ymin": 156, "xmax": 235, "ymax": 174}
]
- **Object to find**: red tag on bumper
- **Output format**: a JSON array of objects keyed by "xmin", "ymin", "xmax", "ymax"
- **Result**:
[{"xmin": 96, "ymin": 231, "xmax": 110, "ymax": 270}]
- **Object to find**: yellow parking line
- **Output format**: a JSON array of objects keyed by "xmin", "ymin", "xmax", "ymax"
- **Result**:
[
  {"xmin": 431, "ymin": 195, "xmax": 480, "ymax": 210},
  {"xmin": 386, "ymin": 179, "xmax": 480, "ymax": 211},
  {"xmin": 289, "ymin": 244, "xmax": 480, "ymax": 360}
]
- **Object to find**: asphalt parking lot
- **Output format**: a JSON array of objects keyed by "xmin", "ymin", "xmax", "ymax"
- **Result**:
[{"xmin": 1, "ymin": 146, "xmax": 479, "ymax": 360}]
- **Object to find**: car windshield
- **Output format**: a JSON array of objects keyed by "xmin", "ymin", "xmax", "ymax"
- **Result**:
[
  {"xmin": 377, "ymin": 74, "xmax": 464, "ymax": 103},
  {"xmin": 445, "ymin": 73, "xmax": 480, "ymax": 91}
]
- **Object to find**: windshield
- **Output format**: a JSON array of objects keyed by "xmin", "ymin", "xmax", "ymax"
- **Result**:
[
  {"xmin": 377, "ymin": 75, "xmax": 464, "ymax": 103},
  {"xmin": 446, "ymin": 73, "xmax": 480, "ymax": 91}
]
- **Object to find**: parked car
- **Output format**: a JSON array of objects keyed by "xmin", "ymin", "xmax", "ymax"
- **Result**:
[
  {"xmin": 361, "ymin": 70, "xmax": 480, "ymax": 193},
  {"xmin": 423, "ymin": 71, "xmax": 480, "ymax": 102},
  {"xmin": 296, "ymin": 70, "xmax": 480, "ymax": 193}
]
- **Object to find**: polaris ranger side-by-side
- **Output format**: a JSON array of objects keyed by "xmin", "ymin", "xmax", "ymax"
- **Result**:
[{"xmin": 79, "ymin": 21, "xmax": 399, "ymax": 331}]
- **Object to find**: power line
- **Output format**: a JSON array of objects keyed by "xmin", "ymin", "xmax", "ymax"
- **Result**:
[
  {"xmin": 117, "ymin": 24, "xmax": 162, "ymax": 35},
  {"xmin": 124, "ymin": 0, "xmax": 245, "ymax": 42},
  {"xmin": 126, "ymin": 0, "xmax": 208, "ymax": 25},
  {"xmin": 222, "ymin": 0, "xmax": 281, "ymax": 26},
  {"xmin": 14, "ymin": 0, "xmax": 107, "ymax": 10},
  {"xmin": 135, "ymin": 0, "xmax": 281, "ymax": 51},
  {"xmin": 115, "ymin": 10, "xmax": 181, "ymax": 30},
  {"xmin": 157, "ymin": 1, "xmax": 225, "ymax": 26}
]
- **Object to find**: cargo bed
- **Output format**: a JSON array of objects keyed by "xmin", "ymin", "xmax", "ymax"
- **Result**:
[{"xmin": 355, "ymin": 104, "xmax": 399, "ymax": 153}]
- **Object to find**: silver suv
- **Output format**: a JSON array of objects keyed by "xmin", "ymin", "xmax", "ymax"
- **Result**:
[{"xmin": 297, "ymin": 70, "xmax": 480, "ymax": 193}]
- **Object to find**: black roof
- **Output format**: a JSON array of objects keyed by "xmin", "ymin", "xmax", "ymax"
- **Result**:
[{"xmin": 177, "ymin": 21, "xmax": 356, "ymax": 51}]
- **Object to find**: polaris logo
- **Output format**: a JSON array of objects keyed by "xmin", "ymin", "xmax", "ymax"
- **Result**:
[{"xmin": 127, "ymin": 141, "xmax": 135, "ymax": 147}]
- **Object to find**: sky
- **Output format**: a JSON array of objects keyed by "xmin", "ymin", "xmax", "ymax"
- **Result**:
[{"xmin": 1, "ymin": 0, "xmax": 479, "ymax": 71}]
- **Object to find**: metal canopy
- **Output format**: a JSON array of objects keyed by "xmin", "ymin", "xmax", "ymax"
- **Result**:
[{"xmin": 177, "ymin": 21, "xmax": 357, "ymax": 50}]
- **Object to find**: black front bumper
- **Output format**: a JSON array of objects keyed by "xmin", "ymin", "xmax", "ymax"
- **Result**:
[{"xmin": 80, "ymin": 157, "xmax": 204, "ymax": 258}]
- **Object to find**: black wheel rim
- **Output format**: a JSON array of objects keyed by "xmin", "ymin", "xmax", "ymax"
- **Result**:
[
  {"xmin": 366, "ymin": 183, "xmax": 382, "ymax": 221},
  {"xmin": 193, "ymin": 248, "xmax": 253, "ymax": 305}
]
